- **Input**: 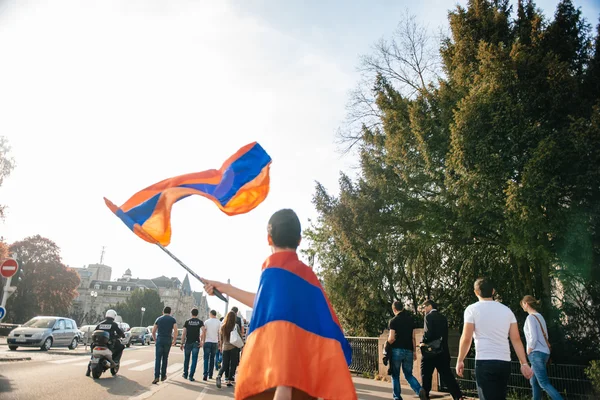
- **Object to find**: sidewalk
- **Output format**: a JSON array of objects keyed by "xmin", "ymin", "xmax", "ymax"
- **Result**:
[{"xmin": 137, "ymin": 375, "xmax": 454, "ymax": 400}]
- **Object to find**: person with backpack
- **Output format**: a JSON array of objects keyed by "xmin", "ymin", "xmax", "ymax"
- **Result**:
[
  {"xmin": 521, "ymin": 295, "xmax": 563, "ymax": 400},
  {"xmin": 216, "ymin": 310, "xmax": 242, "ymax": 388}
]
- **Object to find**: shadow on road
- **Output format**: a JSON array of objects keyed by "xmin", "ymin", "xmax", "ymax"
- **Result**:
[
  {"xmin": 169, "ymin": 380, "xmax": 235, "ymax": 397},
  {"xmin": 94, "ymin": 375, "xmax": 149, "ymax": 397},
  {"xmin": 0, "ymin": 374, "xmax": 13, "ymax": 393}
]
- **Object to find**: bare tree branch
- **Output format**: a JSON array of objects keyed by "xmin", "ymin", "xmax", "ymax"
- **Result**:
[{"xmin": 337, "ymin": 11, "xmax": 442, "ymax": 154}]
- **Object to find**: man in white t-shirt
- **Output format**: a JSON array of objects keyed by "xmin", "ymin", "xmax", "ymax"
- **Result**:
[
  {"xmin": 456, "ymin": 278, "xmax": 533, "ymax": 400},
  {"xmin": 202, "ymin": 310, "xmax": 221, "ymax": 381}
]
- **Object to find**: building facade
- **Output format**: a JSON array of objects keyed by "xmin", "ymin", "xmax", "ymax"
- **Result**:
[{"xmin": 71, "ymin": 264, "xmax": 210, "ymax": 326}]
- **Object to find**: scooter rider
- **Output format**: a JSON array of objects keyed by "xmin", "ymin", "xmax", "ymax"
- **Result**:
[{"xmin": 86, "ymin": 309, "xmax": 125, "ymax": 377}]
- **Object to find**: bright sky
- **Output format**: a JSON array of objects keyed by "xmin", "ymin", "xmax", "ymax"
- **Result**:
[{"xmin": 1, "ymin": 0, "xmax": 598, "ymax": 316}]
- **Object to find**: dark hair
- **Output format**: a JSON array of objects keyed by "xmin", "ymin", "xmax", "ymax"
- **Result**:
[
  {"xmin": 422, "ymin": 299, "xmax": 438, "ymax": 309},
  {"xmin": 231, "ymin": 306, "xmax": 238, "ymax": 313},
  {"xmin": 221, "ymin": 311, "xmax": 237, "ymax": 340},
  {"xmin": 474, "ymin": 278, "xmax": 494, "ymax": 298},
  {"xmin": 521, "ymin": 295, "xmax": 541, "ymax": 311},
  {"xmin": 191, "ymin": 308, "xmax": 199, "ymax": 317},
  {"xmin": 393, "ymin": 301, "xmax": 403, "ymax": 312},
  {"xmin": 210, "ymin": 310, "xmax": 217, "ymax": 317},
  {"xmin": 164, "ymin": 306, "xmax": 171, "ymax": 314},
  {"xmin": 268, "ymin": 209, "xmax": 301, "ymax": 249}
]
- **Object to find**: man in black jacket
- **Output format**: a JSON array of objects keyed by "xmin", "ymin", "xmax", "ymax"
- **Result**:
[
  {"xmin": 419, "ymin": 300, "xmax": 463, "ymax": 400},
  {"xmin": 86, "ymin": 309, "xmax": 125, "ymax": 376}
]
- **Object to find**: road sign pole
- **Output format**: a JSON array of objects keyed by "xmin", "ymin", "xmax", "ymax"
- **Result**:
[{"xmin": 1, "ymin": 276, "xmax": 12, "ymax": 309}]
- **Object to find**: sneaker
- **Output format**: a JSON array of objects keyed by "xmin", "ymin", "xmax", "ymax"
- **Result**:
[
  {"xmin": 226, "ymin": 381, "xmax": 233, "ymax": 387},
  {"xmin": 161, "ymin": 376, "xmax": 166, "ymax": 382},
  {"xmin": 152, "ymin": 378, "xmax": 159, "ymax": 384},
  {"xmin": 182, "ymin": 373, "xmax": 188, "ymax": 379},
  {"xmin": 419, "ymin": 388, "xmax": 428, "ymax": 400},
  {"xmin": 216, "ymin": 376, "xmax": 222, "ymax": 388},
  {"xmin": 203, "ymin": 376, "xmax": 208, "ymax": 381},
  {"xmin": 189, "ymin": 377, "xmax": 195, "ymax": 382}
]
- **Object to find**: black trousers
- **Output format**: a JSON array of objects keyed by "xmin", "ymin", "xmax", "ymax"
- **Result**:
[
  {"xmin": 421, "ymin": 353, "xmax": 463, "ymax": 399},
  {"xmin": 218, "ymin": 347, "xmax": 240, "ymax": 381},
  {"xmin": 475, "ymin": 360, "xmax": 511, "ymax": 400}
]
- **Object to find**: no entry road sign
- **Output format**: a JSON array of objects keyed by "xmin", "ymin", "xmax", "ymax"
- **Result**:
[{"xmin": 0, "ymin": 258, "xmax": 18, "ymax": 278}]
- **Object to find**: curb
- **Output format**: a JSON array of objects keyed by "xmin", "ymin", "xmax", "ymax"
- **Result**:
[{"xmin": 0, "ymin": 357, "xmax": 32, "ymax": 362}]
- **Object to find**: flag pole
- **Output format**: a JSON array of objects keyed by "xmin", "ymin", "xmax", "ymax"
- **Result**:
[{"xmin": 152, "ymin": 242, "xmax": 228, "ymax": 302}]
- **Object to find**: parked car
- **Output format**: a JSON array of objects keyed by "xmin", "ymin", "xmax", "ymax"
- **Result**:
[
  {"xmin": 146, "ymin": 325, "xmax": 155, "ymax": 342},
  {"xmin": 117, "ymin": 322, "xmax": 131, "ymax": 347},
  {"xmin": 78, "ymin": 324, "xmax": 97, "ymax": 344},
  {"xmin": 175, "ymin": 329, "xmax": 183, "ymax": 345},
  {"xmin": 129, "ymin": 327, "xmax": 151, "ymax": 345},
  {"xmin": 7, "ymin": 316, "xmax": 80, "ymax": 351}
]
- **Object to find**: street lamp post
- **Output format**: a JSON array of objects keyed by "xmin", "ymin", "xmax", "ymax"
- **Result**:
[
  {"xmin": 140, "ymin": 307, "xmax": 145, "ymax": 327},
  {"xmin": 85, "ymin": 290, "xmax": 98, "ymax": 350}
]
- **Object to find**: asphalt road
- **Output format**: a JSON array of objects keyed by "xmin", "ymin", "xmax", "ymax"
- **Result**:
[{"xmin": 0, "ymin": 342, "xmax": 452, "ymax": 400}]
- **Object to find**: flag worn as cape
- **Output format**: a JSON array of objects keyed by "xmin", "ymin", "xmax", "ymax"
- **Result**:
[
  {"xmin": 235, "ymin": 251, "xmax": 357, "ymax": 400},
  {"xmin": 104, "ymin": 142, "xmax": 271, "ymax": 246}
]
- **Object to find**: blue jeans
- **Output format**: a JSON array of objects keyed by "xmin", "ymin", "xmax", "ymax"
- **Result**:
[
  {"xmin": 391, "ymin": 348, "xmax": 422, "ymax": 400},
  {"xmin": 154, "ymin": 337, "xmax": 172, "ymax": 379},
  {"xmin": 183, "ymin": 342, "xmax": 200, "ymax": 378},
  {"xmin": 529, "ymin": 351, "xmax": 563, "ymax": 400},
  {"xmin": 203, "ymin": 342, "xmax": 218, "ymax": 378}
]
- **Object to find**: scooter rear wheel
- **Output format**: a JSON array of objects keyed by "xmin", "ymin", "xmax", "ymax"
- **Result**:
[
  {"xmin": 110, "ymin": 363, "xmax": 120, "ymax": 376},
  {"xmin": 92, "ymin": 364, "xmax": 102, "ymax": 379}
]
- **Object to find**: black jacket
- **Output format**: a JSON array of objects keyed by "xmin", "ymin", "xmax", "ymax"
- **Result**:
[
  {"xmin": 96, "ymin": 318, "xmax": 125, "ymax": 342},
  {"xmin": 422, "ymin": 310, "xmax": 450, "ymax": 356}
]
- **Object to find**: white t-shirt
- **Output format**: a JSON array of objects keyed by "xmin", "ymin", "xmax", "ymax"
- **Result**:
[
  {"xmin": 204, "ymin": 318, "xmax": 221, "ymax": 343},
  {"xmin": 464, "ymin": 300, "xmax": 517, "ymax": 361}
]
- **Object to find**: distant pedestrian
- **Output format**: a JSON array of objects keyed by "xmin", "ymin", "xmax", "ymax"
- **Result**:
[
  {"xmin": 418, "ymin": 300, "xmax": 464, "ymax": 400},
  {"xmin": 202, "ymin": 309, "xmax": 220, "ymax": 381},
  {"xmin": 521, "ymin": 295, "xmax": 563, "ymax": 400},
  {"xmin": 151, "ymin": 306, "xmax": 178, "ymax": 384},
  {"xmin": 387, "ymin": 300, "xmax": 422, "ymax": 400},
  {"xmin": 456, "ymin": 278, "xmax": 533, "ymax": 400},
  {"xmin": 180, "ymin": 308, "xmax": 205, "ymax": 382}
]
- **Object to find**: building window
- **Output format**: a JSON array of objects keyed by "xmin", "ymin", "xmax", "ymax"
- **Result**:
[
  {"xmin": 94, "ymin": 284, "xmax": 100, "ymax": 290},
  {"xmin": 107, "ymin": 285, "xmax": 112, "ymax": 291},
  {"xmin": 126, "ymin": 287, "xmax": 131, "ymax": 292},
  {"xmin": 117, "ymin": 286, "xmax": 121, "ymax": 291}
]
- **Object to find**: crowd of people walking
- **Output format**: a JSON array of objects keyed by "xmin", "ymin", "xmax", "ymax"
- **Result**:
[{"xmin": 386, "ymin": 277, "xmax": 562, "ymax": 400}]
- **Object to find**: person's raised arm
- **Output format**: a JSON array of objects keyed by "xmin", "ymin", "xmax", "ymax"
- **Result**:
[
  {"xmin": 456, "ymin": 322, "xmax": 474, "ymax": 377},
  {"xmin": 509, "ymin": 323, "xmax": 533, "ymax": 379},
  {"xmin": 204, "ymin": 280, "xmax": 256, "ymax": 308}
]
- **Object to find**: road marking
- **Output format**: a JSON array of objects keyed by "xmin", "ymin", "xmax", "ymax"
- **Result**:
[
  {"xmin": 196, "ymin": 388, "xmax": 208, "ymax": 400},
  {"xmin": 73, "ymin": 361, "xmax": 91, "ymax": 366},
  {"xmin": 130, "ymin": 361, "xmax": 155, "ymax": 371},
  {"xmin": 166, "ymin": 363, "xmax": 183, "ymax": 373},
  {"xmin": 50, "ymin": 358, "xmax": 85, "ymax": 364},
  {"xmin": 119, "ymin": 359, "xmax": 140, "ymax": 366}
]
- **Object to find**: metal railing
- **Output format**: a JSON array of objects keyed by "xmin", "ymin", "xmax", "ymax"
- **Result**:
[
  {"xmin": 346, "ymin": 337, "xmax": 379, "ymax": 375},
  {"xmin": 439, "ymin": 357, "xmax": 596, "ymax": 400}
]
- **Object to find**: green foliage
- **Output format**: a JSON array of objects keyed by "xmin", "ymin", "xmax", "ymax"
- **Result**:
[
  {"xmin": 111, "ymin": 288, "xmax": 164, "ymax": 327},
  {"xmin": 585, "ymin": 360, "xmax": 600, "ymax": 394},
  {"xmin": 6, "ymin": 235, "xmax": 80, "ymax": 324},
  {"xmin": 307, "ymin": 0, "xmax": 600, "ymax": 361}
]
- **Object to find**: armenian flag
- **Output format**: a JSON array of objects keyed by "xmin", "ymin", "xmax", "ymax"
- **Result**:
[
  {"xmin": 104, "ymin": 141, "xmax": 272, "ymax": 246},
  {"xmin": 236, "ymin": 251, "xmax": 357, "ymax": 400}
]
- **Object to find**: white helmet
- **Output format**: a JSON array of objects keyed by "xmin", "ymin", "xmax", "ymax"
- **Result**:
[{"xmin": 105, "ymin": 309, "xmax": 117, "ymax": 319}]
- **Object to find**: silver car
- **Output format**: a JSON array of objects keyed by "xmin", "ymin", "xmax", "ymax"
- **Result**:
[{"xmin": 7, "ymin": 316, "xmax": 79, "ymax": 351}]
